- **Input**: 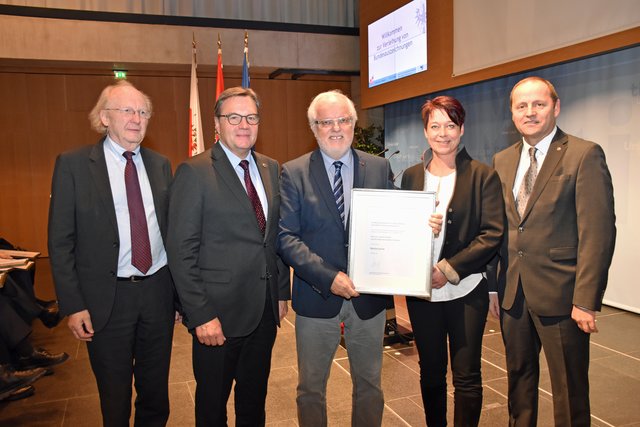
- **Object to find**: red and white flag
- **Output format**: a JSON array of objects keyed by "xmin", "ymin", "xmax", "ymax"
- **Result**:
[
  {"xmin": 189, "ymin": 35, "xmax": 204, "ymax": 157},
  {"xmin": 215, "ymin": 34, "xmax": 225, "ymax": 142},
  {"xmin": 216, "ymin": 33, "xmax": 225, "ymax": 102}
]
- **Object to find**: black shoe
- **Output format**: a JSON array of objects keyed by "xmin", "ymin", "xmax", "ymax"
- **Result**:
[
  {"xmin": 1, "ymin": 385, "xmax": 35, "ymax": 402},
  {"xmin": 8, "ymin": 366, "xmax": 48, "ymax": 381},
  {"xmin": 0, "ymin": 365, "xmax": 46, "ymax": 401},
  {"xmin": 39, "ymin": 305, "xmax": 62, "ymax": 329},
  {"xmin": 14, "ymin": 348, "xmax": 69, "ymax": 370}
]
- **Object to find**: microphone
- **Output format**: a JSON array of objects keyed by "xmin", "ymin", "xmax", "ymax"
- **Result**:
[
  {"xmin": 375, "ymin": 148, "xmax": 389, "ymax": 156},
  {"xmin": 392, "ymin": 168, "xmax": 405, "ymax": 184},
  {"xmin": 388, "ymin": 150, "xmax": 400, "ymax": 160}
]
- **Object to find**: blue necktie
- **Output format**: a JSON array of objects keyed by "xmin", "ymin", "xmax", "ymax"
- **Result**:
[{"xmin": 333, "ymin": 161, "xmax": 345, "ymax": 225}]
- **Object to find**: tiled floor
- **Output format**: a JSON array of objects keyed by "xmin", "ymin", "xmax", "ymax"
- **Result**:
[{"xmin": 1, "ymin": 259, "xmax": 639, "ymax": 426}]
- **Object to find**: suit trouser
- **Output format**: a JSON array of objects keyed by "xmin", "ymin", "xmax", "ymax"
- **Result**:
[
  {"xmin": 407, "ymin": 280, "xmax": 489, "ymax": 427},
  {"xmin": 2, "ymin": 276, "xmax": 42, "ymax": 324},
  {"xmin": 87, "ymin": 266, "xmax": 175, "ymax": 427},
  {"xmin": 501, "ymin": 283, "xmax": 591, "ymax": 427},
  {"xmin": 0, "ymin": 295, "xmax": 31, "ymax": 355},
  {"xmin": 192, "ymin": 290, "xmax": 277, "ymax": 427},
  {"xmin": 295, "ymin": 300, "xmax": 386, "ymax": 427}
]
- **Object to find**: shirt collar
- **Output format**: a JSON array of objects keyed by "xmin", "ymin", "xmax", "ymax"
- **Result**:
[
  {"xmin": 105, "ymin": 136, "xmax": 141, "ymax": 159},
  {"xmin": 219, "ymin": 141, "xmax": 254, "ymax": 168},
  {"xmin": 320, "ymin": 149, "xmax": 353, "ymax": 171},
  {"xmin": 522, "ymin": 126, "xmax": 557, "ymax": 156}
]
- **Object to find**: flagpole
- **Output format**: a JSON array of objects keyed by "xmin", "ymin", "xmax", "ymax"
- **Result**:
[{"xmin": 241, "ymin": 30, "xmax": 250, "ymax": 88}]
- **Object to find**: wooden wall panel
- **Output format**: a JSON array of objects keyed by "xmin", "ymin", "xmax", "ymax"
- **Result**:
[{"xmin": 0, "ymin": 68, "xmax": 352, "ymax": 254}]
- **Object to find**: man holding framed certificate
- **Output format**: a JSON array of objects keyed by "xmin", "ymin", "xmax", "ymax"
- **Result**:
[{"xmin": 278, "ymin": 90, "xmax": 394, "ymax": 427}]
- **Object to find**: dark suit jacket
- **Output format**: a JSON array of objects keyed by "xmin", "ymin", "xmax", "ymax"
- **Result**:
[
  {"xmin": 401, "ymin": 147, "xmax": 504, "ymax": 288},
  {"xmin": 48, "ymin": 138, "xmax": 173, "ymax": 332},
  {"xmin": 278, "ymin": 148, "xmax": 393, "ymax": 320},
  {"xmin": 167, "ymin": 142, "xmax": 290, "ymax": 336},
  {"xmin": 492, "ymin": 129, "xmax": 616, "ymax": 316}
]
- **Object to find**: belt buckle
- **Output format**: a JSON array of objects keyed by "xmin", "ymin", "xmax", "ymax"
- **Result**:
[{"xmin": 130, "ymin": 275, "xmax": 143, "ymax": 283}]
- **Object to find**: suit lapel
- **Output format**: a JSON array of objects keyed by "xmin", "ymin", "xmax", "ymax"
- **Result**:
[
  {"xmin": 353, "ymin": 149, "xmax": 366, "ymax": 189},
  {"xmin": 140, "ymin": 147, "xmax": 165, "ymax": 232},
  {"xmin": 88, "ymin": 139, "xmax": 119, "ymax": 234},
  {"xmin": 503, "ymin": 143, "xmax": 522, "ymax": 221},
  {"xmin": 211, "ymin": 143, "xmax": 265, "ymax": 237},
  {"xmin": 521, "ymin": 130, "xmax": 568, "ymax": 220},
  {"xmin": 310, "ymin": 149, "xmax": 344, "ymax": 230}
]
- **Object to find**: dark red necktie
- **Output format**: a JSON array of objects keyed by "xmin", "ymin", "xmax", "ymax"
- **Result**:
[
  {"xmin": 239, "ymin": 160, "xmax": 266, "ymax": 235},
  {"xmin": 123, "ymin": 151, "xmax": 152, "ymax": 274}
]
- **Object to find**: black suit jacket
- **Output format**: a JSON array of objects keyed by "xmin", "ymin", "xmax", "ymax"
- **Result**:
[
  {"xmin": 167, "ymin": 142, "xmax": 290, "ymax": 336},
  {"xmin": 48, "ymin": 138, "xmax": 173, "ymax": 332},
  {"xmin": 401, "ymin": 147, "xmax": 504, "ymax": 287},
  {"xmin": 278, "ymin": 148, "xmax": 393, "ymax": 320}
]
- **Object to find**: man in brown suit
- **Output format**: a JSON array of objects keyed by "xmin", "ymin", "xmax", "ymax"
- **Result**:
[{"xmin": 492, "ymin": 76, "xmax": 616, "ymax": 426}]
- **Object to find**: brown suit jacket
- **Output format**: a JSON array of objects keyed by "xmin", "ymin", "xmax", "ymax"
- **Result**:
[{"xmin": 492, "ymin": 129, "xmax": 616, "ymax": 316}]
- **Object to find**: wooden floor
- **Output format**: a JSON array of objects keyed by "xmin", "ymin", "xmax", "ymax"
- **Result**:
[{"xmin": 1, "ymin": 259, "xmax": 639, "ymax": 426}]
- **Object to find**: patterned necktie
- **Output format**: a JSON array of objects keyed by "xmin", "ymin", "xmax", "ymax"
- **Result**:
[
  {"xmin": 333, "ymin": 161, "xmax": 345, "ymax": 225},
  {"xmin": 516, "ymin": 147, "xmax": 538, "ymax": 219},
  {"xmin": 123, "ymin": 151, "xmax": 152, "ymax": 274},
  {"xmin": 239, "ymin": 160, "xmax": 267, "ymax": 235}
]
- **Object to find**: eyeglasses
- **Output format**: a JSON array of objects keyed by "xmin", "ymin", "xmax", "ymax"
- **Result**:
[
  {"xmin": 217, "ymin": 114, "xmax": 260, "ymax": 125},
  {"xmin": 313, "ymin": 117, "xmax": 354, "ymax": 129},
  {"xmin": 104, "ymin": 107, "xmax": 152, "ymax": 120}
]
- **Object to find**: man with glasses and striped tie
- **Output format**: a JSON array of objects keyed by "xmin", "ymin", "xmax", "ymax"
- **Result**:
[
  {"xmin": 48, "ymin": 80, "xmax": 176, "ymax": 426},
  {"xmin": 278, "ymin": 90, "xmax": 394, "ymax": 427}
]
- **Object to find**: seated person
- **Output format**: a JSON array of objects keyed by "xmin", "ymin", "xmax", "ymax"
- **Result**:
[
  {"xmin": 0, "ymin": 293, "xmax": 68, "ymax": 402},
  {"xmin": 0, "ymin": 238, "xmax": 61, "ymax": 328}
]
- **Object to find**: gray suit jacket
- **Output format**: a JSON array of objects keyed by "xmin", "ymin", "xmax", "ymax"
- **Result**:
[
  {"xmin": 167, "ymin": 142, "xmax": 290, "ymax": 336},
  {"xmin": 492, "ymin": 129, "xmax": 616, "ymax": 316},
  {"xmin": 48, "ymin": 138, "xmax": 173, "ymax": 332}
]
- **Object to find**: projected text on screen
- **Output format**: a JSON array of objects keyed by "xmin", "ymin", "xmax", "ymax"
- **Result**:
[{"xmin": 368, "ymin": 0, "xmax": 427, "ymax": 88}]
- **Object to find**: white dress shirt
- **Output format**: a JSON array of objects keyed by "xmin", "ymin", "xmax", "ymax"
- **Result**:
[
  {"xmin": 512, "ymin": 126, "xmax": 557, "ymax": 198},
  {"xmin": 218, "ymin": 143, "xmax": 269, "ymax": 219},
  {"xmin": 103, "ymin": 137, "xmax": 167, "ymax": 276}
]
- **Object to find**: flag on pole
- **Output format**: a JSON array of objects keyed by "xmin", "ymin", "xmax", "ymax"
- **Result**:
[
  {"xmin": 189, "ymin": 34, "xmax": 204, "ymax": 157},
  {"xmin": 215, "ymin": 33, "xmax": 225, "ymax": 101},
  {"xmin": 241, "ymin": 31, "xmax": 250, "ymax": 88},
  {"xmin": 215, "ymin": 33, "xmax": 225, "ymax": 143}
]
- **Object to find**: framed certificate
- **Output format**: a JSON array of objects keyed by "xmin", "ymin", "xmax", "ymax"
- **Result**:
[{"xmin": 347, "ymin": 189, "xmax": 436, "ymax": 298}]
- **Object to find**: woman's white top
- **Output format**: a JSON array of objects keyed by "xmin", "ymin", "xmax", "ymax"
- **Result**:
[{"xmin": 424, "ymin": 169, "xmax": 483, "ymax": 302}]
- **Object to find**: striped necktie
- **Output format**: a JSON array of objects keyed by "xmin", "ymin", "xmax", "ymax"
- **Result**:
[{"xmin": 333, "ymin": 161, "xmax": 345, "ymax": 225}]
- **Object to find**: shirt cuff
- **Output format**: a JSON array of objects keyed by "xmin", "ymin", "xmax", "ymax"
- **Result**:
[{"xmin": 436, "ymin": 259, "xmax": 460, "ymax": 285}]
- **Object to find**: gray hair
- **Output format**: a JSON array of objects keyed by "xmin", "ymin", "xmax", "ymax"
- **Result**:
[
  {"xmin": 307, "ymin": 90, "xmax": 357, "ymax": 130},
  {"xmin": 88, "ymin": 80, "xmax": 153, "ymax": 134}
]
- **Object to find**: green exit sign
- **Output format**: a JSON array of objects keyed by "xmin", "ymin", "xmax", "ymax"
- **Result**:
[{"xmin": 114, "ymin": 70, "xmax": 127, "ymax": 79}]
